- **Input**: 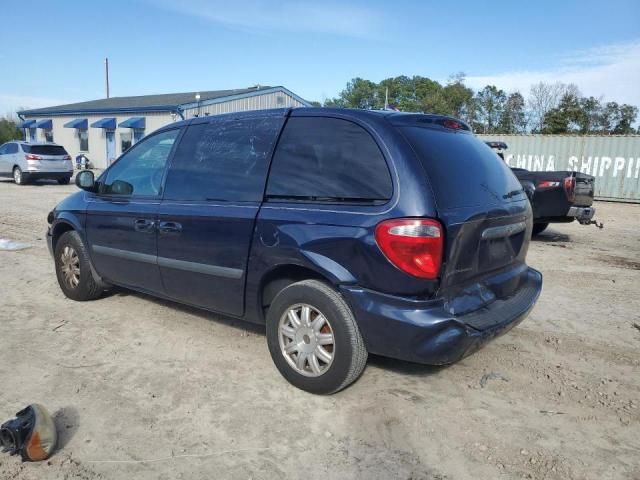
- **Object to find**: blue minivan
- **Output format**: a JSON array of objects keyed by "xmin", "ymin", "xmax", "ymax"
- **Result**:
[{"xmin": 47, "ymin": 108, "xmax": 542, "ymax": 394}]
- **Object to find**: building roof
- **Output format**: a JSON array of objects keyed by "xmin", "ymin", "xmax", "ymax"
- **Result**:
[{"xmin": 18, "ymin": 86, "xmax": 309, "ymax": 116}]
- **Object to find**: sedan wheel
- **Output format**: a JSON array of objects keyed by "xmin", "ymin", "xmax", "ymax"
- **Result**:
[
  {"xmin": 278, "ymin": 303, "xmax": 335, "ymax": 377},
  {"xmin": 13, "ymin": 167, "xmax": 23, "ymax": 185}
]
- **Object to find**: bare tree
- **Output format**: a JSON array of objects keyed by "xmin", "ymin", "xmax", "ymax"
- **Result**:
[{"xmin": 527, "ymin": 82, "xmax": 580, "ymax": 132}]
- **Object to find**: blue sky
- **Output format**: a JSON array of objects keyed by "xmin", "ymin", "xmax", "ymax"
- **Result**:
[{"xmin": 1, "ymin": 0, "xmax": 639, "ymax": 114}]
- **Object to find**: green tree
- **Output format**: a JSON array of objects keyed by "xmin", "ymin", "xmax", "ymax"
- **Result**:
[
  {"xmin": 0, "ymin": 117, "xmax": 22, "ymax": 144},
  {"xmin": 474, "ymin": 85, "xmax": 507, "ymax": 133},
  {"xmin": 541, "ymin": 93, "xmax": 582, "ymax": 133},
  {"xmin": 499, "ymin": 92, "xmax": 527, "ymax": 133},
  {"xmin": 443, "ymin": 73, "xmax": 476, "ymax": 123},
  {"xmin": 613, "ymin": 104, "xmax": 638, "ymax": 134}
]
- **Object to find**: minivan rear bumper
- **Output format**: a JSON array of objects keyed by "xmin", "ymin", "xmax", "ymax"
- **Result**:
[{"xmin": 340, "ymin": 267, "xmax": 542, "ymax": 365}]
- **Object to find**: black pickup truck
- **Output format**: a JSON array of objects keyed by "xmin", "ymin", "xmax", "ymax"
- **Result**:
[{"xmin": 486, "ymin": 142, "xmax": 602, "ymax": 235}]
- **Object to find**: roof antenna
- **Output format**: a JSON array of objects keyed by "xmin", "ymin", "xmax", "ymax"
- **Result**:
[{"xmin": 105, "ymin": 57, "xmax": 110, "ymax": 99}]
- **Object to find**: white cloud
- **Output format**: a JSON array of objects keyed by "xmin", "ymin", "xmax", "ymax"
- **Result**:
[
  {"xmin": 148, "ymin": 0, "xmax": 382, "ymax": 38},
  {"xmin": 466, "ymin": 40, "xmax": 640, "ymax": 107},
  {"xmin": 0, "ymin": 94, "xmax": 74, "ymax": 117}
]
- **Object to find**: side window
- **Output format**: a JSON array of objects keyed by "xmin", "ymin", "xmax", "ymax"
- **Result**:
[
  {"xmin": 6, "ymin": 143, "xmax": 19, "ymax": 154},
  {"xmin": 0, "ymin": 144, "xmax": 6, "ymax": 155},
  {"xmin": 163, "ymin": 116, "xmax": 282, "ymax": 202},
  {"xmin": 266, "ymin": 117, "xmax": 392, "ymax": 201},
  {"xmin": 101, "ymin": 129, "xmax": 179, "ymax": 196}
]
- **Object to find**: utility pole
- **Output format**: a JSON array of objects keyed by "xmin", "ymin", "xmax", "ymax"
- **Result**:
[
  {"xmin": 105, "ymin": 57, "xmax": 110, "ymax": 98},
  {"xmin": 384, "ymin": 87, "xmax": 389, "ymax": 110}
]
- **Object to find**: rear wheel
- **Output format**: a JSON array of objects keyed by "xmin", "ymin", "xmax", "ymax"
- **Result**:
[
  {"xmin": 532, "ymin": 222, "xmax": 549, "ymax": 236},
  {"xmin": 266, "ymin": 280, "xmax": 367, "ymax": 394},
  {"xmin": 54, "ymin": 231, "xmax": 104, "ymax": 301},
  {"xmin": 13, "ymin": 167, "xmax": 26, "ymax": 185},
  {"xmin": 57, "ymin": 177, "xmax": 71, "ymax": 185}
]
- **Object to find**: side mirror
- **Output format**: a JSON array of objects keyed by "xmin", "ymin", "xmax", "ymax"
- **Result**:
[{"xmin": 75, "ymin": 170, "xmax": 96, "ymax": 191}]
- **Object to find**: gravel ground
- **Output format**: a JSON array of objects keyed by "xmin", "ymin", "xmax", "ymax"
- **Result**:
[{"xmin": 0, "ymin": 178, "xmax": 638, "ymax": 480}]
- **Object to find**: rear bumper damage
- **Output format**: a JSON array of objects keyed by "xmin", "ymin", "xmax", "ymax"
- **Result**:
[{"xmin": 340, "ymin": 267, "xmax": 542, "ymax": 365}]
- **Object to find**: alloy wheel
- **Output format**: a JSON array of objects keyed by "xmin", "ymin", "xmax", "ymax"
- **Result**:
[
  {"xmin": 278, "ymin": 303, "xmax": 335, "ymax": 377},
  {"xmin": 60, "ymin": 245, "xmax": 80, "ymax": 289}
]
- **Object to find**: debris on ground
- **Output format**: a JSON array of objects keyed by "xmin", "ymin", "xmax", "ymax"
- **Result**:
[
  {"xmin": 1, "ymin": 404, "xmax": 57, "ymax": 462},
  {"xmin": 0, "ymin": 239, "xmax": 32, "ymax": 251},
  {"xmin": 480, "ymin": 372, "xmax": 509, "ymax": 388}
]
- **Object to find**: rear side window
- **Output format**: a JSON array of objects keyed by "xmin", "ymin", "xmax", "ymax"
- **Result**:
[
  {"xmin": 5, "ymin": 143, "xmax": 19, "ymax": 154},
  {"xmin": 164, "ymin": 116, "xmax": 283, "ymax": 202},
  {"xmin": 400, "ymin": 127, "xmax": 524, "ymax": 209},
  {"xmin": 266, "ymin": 117, "xmax": 392, "ymax": 201},
  {"xmin": 22, "ymin": 145, "xmax": 68, "ymax": 156}
]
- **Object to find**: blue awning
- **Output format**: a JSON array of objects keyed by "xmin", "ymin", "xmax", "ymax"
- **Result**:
[
  {"xmin": 90, "ymin": 117, "xmax": 116, "ymax": 129},
  {"xmin": 64, "ymin": 118, "xmax": 88, "ymax": 129},
  {"xmin": 18, "ymin": 120, "xmax": 37, "ymax": 128},
  {"xmin": 34, "ymin": 119, "xmax": 52, "ymax": 129},
  {"xmin": 118, "ymin": 117, "xmax": 145, "ymax": 129}
]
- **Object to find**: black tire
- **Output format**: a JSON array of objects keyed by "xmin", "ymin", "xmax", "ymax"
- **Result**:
[
  {"xmin": 266, "ymin": 279, "xmax": 368, "ymax": 394},
  {"xmin": 13, "ymin": 166, "xmax": 26, "ymax": 185},
  {"xmin": 532, "ymin": 222, "xmax": 549, "ymax": 236},
  {"xmin": 54, "ymin": 231, "xmax": 104, "ymax": 301},
  {"xmin": 57, "ymin": 177, "xmax": 71, "ymax": 185}
]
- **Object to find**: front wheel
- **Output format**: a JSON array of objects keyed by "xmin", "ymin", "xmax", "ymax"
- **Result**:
[
  {"xmin": 266, "ymin": 280, "xmax": 368, "ymax": 394},
  {"xmin": 54, "ymin": 231, "xmax": 104, "ymax": 301},
  {"xmin": 532, "ymin": 222, "xmax": 549, "ymax": 236}
]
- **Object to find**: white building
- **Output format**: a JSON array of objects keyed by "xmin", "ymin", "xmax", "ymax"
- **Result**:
[{"xmin": 17, "ymin": 86, "xmax": 310, "ymax": 169}]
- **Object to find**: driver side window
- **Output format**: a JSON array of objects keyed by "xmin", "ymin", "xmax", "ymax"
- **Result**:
[{"xmin": 101, "ymin": 129, "xmax": 180, "ymax": 196}]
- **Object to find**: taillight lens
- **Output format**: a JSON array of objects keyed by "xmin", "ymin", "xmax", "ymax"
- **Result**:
[
  {"xmin": 564, "ymin": 176, "xmax": 576, "ymax": 202},
  {"xmin": 63, "ymin": 155, "xmax": 72, "ymax": 161},
  {"xmin": 537, "ymin": 180, "xmax": 560, "ymax": 189},
  {"xmin": 374, "ymin": 218, "xmax": 443, "ymax": 279},
  {"xmin": 25, "ymin": 154, "xmax": 41, "ymax": 161}
]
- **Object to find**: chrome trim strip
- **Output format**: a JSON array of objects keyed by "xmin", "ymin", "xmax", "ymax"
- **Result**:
[
  {"xmin": 91, "ymin": 245, "xmax": 243, "ymax": 279},
  {"xmin": 481, "ymin": 221, "xmax": 527, "ymax": 240}
]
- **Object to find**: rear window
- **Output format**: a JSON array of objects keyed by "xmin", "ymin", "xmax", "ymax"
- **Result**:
[
  {"xmin": 400, "ymin": 127, "xmax": 524, "ymax": 209},
  {"xmin": 266, "ymin": 117, "xmax": 392, "ymax": 202},
  {"xmin": 22, "ymin": 145, "xmax": 68, "ymax": 156}
]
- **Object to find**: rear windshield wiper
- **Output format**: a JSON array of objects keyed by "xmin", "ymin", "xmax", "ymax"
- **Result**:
[
  {"xmin": 266, "ymin": 194, "xmax": 384, "ymax": 204},
  {"xmin": 503, "ymin": 188, "xmax": 525, "ymax": 199}
]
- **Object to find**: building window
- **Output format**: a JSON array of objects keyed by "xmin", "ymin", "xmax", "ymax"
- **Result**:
[
  {"xmin": 79, "ymin": 129, "xmax": 89, "ymax": 151},
  {"xmin": 120, "ymin": 130, "xmax": 132, "ymax": 153},
  {"xmin": 44, "ymin": 129, "xmax": 54, "ymax": 142},
  {"xmin": 276, "ymin": 95, "xmax": 285, "ymax": 105}
]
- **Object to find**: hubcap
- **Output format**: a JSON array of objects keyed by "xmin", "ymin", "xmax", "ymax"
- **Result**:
[
  {"xmin": 13, "ymin": 169, "xmax": 21, "ymax": 183},
  {"xmin": 278, "ymin": 303, "xmax": 335, "ymax": 377},
  {"xmin": 60, "ymin": 245, "xmax": 80, "ymax": 289}
]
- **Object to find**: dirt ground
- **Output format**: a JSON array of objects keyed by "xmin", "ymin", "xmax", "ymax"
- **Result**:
[{"xmin": 0, "ymin": 177, "xmax": 638, "ymax": 480}]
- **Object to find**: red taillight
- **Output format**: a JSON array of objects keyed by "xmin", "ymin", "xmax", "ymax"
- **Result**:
[
  {"xmin": 63, "ymin": 155, "xmax": 71, "ymax": 161},
  {"xmin": 374, "ymin": 218, "xmax": 443, "ymax": 279},
  {"xmin": 537, "ymin": 180, "xmax": 560, "ymax": 189},
  {"xmin": 564, "ymin": 176, "xmax": 576, "ymax": 202},
  {"xmin": 25, "ymin": 154, "xmax": 41, "ymax": 160},
  {"xmin": 440, "ymin": 119, "xmax": 463, "ymax": 130}
]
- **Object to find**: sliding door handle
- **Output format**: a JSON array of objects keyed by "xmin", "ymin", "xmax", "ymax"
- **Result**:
[
  {"xmin": 134, "ymin": 219, "xmax": 156, "ymax": 233},
  {"xmin": 158, "ymin": 221, "xmax": 182, "ymax": 233}
]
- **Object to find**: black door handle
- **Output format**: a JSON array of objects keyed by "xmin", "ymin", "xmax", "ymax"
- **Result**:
[
  {"xmin": 134, "ymin": 218, "xmax": 156, "ymax": 233},
  {"xmin": 158, "ymin": 221, "xmax": 182, "ymax": 233}
]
